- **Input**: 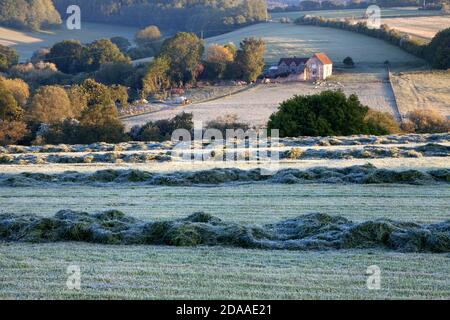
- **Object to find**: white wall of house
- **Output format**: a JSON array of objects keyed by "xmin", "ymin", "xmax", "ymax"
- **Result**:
[{"xmin": 306, "ymin": 57, "xmax": 332, "ymax": 80}]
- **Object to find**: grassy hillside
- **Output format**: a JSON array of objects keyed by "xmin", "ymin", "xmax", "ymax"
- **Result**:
[{"xmin": 206, "ymin": 23, "xmax": 424, "ymax": 66}]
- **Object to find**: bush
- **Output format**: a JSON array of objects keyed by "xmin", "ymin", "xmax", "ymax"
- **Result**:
[
  {"xmin": 0, "ymin": 120, "xmax": 28, "ymax": 145},
  {"xmin": 0, "ymin": 82, "xmax": 23, "ymax": 121},
  {"xmin": 268, "ymin": 90, "xmax": 399, "ymax": 137},
  {"xmin": 131, "ymin": 112, "xmax": 193, "ymax": 142},
  {"xmin": 135, "ymin": 26, "xmax": 161, "ymax": 48},
  {"xmin": 0, "ymin": 77, "xmax": 29, "ymax": 107},
  {"xmin": 343, "ymin": 56, "xmax": 355, "ymax": 67},
  {"xmin": 110, "ymin": 36, "xmax": 131, "ymax": 53},
  {"xmin": 206, "ymin": 114, "xmax": 250, "ymax": 136},
  {"xmin": 41, "ymin": 119, "xmax": 127, "ymax": 145},
  {"xmin": 29, "ymin": 86, "xmax": 73, "ymax": 123},
  {"xmin": 365, "ymin": 110, "xmax": 401, "ymax": 135},
  {"xmin": 405, "ymin": 109, "xmax": 449, "ymax": 134}
]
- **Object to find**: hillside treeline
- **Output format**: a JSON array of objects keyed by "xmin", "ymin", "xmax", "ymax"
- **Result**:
[
  {"xmin": 53, "ymin": 0, "xmax": 268, "ymax": 36},
  {"xmin": 0, "ymin": 0, "xmax": 61, "ymax": 30}
]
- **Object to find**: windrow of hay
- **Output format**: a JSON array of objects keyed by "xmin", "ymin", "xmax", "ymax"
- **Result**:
[
  {"xmin": 0, "ymin": 133, "xmax": 448, "ymax": 154},
  {"xmin": 1, "ymin": 165, "xmax": 449, "ymax": 187},
  {"xmin": 0, "ymin": 143, "xmax": 448, "ymax": 165},
  {"xmin": 0, "ymin": 211, "xmax": 448, "ymax": 253}
]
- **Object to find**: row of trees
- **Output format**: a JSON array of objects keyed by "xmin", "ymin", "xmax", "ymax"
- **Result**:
[
  {"xmin": 142, "ymin": 33, "xmax": 266, "ymax": 98},
  {"xmin": 2, "ymin": 30, "xmax": 266, "ymax": 105},
  {"xmin": 44, "ymin": 39, "xmax": 130, "ymax": 74},
  {"xmin": 53, "ymin": 0, "xmax": 267, "ymax": 36},
  {"xmin": 0, "ymin": 0, "xmax": 61, "ymax": 30}
]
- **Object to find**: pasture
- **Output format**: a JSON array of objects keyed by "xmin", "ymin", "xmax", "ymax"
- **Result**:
[
  {"xmin": 206, "ymin": 23, "xmax": 424, "ymax": 66},
  {"xmin": 0, "ymin": 183, "xmax": 449, "ymax": 299},
  {"xmin": 368, "ymin": 16, "xmax": 450, "ymax": 40},
  {"xmin": 123, "ymin": 70, "xmax": 398, "ymax": 128},
  {"xmin": 0, "ymin": 23, "xmax": 139, "ymax": 62},
  {"xmin": 391, "ymin": 71, "xmax": 450, "ymax": 118}
]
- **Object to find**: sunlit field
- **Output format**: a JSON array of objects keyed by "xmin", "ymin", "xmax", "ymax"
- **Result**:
[{"xmin": 206, "ymin": 23, "xmax": 423, "ymax": 66}]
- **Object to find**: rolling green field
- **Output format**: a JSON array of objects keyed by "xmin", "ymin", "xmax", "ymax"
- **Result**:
[
  {"xmin": 0, "ymin": 184, "xmax": 449, "ymax": 299},
  {"xmin": 0, "ymin": 23, "xmax": 139, "ymax": 62},
  {"xmin": 270, "ymin": 7, "xmax": 444, "ymax": 21},
  {"xmin": 206, "ymin": 23, "xmax": 423, "ymax": 66}
]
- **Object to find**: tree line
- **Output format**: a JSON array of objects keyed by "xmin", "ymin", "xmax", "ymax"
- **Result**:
[
  {"xmin": 0, "ymin": 0, "xmax": 61, "ymax": 31},
  {"xmin": 52, "ymin": 0, "xmax": 268, "ymax": 37}
]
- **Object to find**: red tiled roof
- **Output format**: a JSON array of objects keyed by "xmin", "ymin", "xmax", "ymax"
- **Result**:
[{"xmin": 313, "ymin": 53, "xmax": 333, "ymax": 65}]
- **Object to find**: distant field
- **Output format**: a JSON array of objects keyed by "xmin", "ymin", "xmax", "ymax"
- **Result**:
[
  {"xmin": 391, "ymin": 71, "xmax": 450, "ymax": 118},
  {"xmin": 368, "ymin": 16, "xmax": 450, "ymax": 40},
  {"xmin": 270, "ymin": 7, "xmax": 444, "ymax": 21},
  {"xmin": 206, "ymin": 23, "xmax": 424, "ymax": 66},
  {"xmin": 0, "ymin": 23, "xmax": 139, "ymax": 61},
  {"xmin": 0, "ymin": 183, "xmax": 449, "ymax": 299}
]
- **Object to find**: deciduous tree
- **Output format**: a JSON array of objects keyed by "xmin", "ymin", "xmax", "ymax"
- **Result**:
[{"xmin": 29, "ymin": 86, "xmax": 73, "ymax": 123}]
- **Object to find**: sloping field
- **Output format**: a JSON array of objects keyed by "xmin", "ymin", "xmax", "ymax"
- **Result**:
[
  {"xmin": 0, "ymin": 23, "xmax": 139, "ymax": 61},
  {"xmin": 371, "ymin": 16, "xmax": 450, "ymax": 40},
  {"xmin": 206, "ymin": 23, "xmax": 424, "ymax": 66},
  {"xmin": 270, "ymin": 7, "xmax": 443, "ymax": 21},
  {"xmin": 391, "ymin": 71, "xmax": 450, "ymax": 118}
]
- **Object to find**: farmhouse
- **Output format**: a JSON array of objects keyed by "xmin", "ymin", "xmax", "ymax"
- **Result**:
[{"xmin": 269, "ymin": 53, "xmax": 333, "ymax": 81}]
